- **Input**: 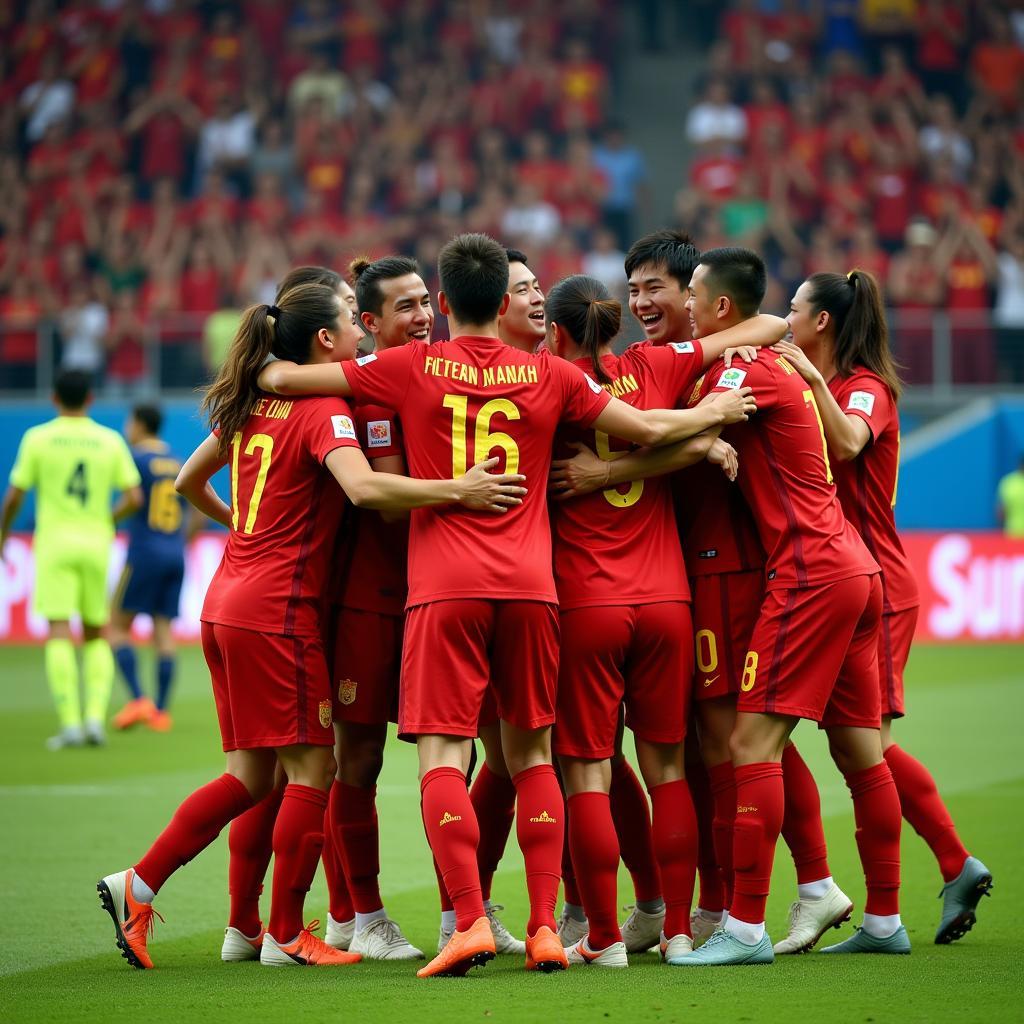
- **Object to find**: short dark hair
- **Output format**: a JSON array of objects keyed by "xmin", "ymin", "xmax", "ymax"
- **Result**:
[
  {"xmin": 275, "ymin": 265, "xmax": 341, "ymax": 301},
  {"xmin": 350, "ymin": 255, "xmax": 420, "ymax": 316},
  {"xmin": 131, "ymin": 403, "xmax": 163, "ymax": 436},
  {"xmin": 438, "ymin": 233, "xmax": 509, "ymax": 325},
  {"xmin": 624, "ymin": 230, "xmax": 699, "ymax": 292},
  {"xmin": 698, "ymin": 246, "xmax": 766, "ymax": 318},
  {"xmin": 505, "ymin": 247, "xmax": 529, "ymax": 266},
  {"xmin": 54, "ymin": 369, "xmax": 91, "ymax": 410}
]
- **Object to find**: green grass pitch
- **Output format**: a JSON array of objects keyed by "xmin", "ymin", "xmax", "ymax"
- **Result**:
[{"xmin": 1, "ymin": 642, "xmax": 1021, "ymax": 1023}]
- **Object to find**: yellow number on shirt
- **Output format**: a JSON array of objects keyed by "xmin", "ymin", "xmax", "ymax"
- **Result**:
[
  {"xmin": 740, "ymin": 651, "xmax": 759, "ymax": 692},
  {"xmin": 891, "ymin": 430, "xmax": 901, "ymax": 509},
  {"xmin": 443, "ymin": 394, "xmax": 521, "ymax": 476},
  {"xmin": 148, "ymin": 478, "xmax": 182, "ymax": 534},
  {"xmin": 230, "ymin": 432, "xmax": 275, "ymax": 534},
  {"xmin": 695, "ymin": 628, "xmax": 719, "ymax": 675},
  {"xmin": 594, "ymin": 431, "xmax": 644, "ymax": 508},
  {"xmin": 802, "ymin": 389, "xmax": 834, "ymax": 485}
]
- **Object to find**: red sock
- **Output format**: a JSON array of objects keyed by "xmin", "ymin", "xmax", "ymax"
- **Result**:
[
  {"xmin": 609, "ymin": 758, "xmax": 662, "ymax": 903},
  {"xmin": 567, "ymin": 792, "xmax": 621, "ymax": 949},
  {"xmin": 433, "ymin": 857, "xmax": 453, "ymax": 913},
  {"xmin": 561, "ymin": 824, "xmax": 582, "ymax": 907},
  {"xmin": 513, "ymin": 764, "xmax": 563, "ymax": 935},
  {"xmin": 322, "ymin": 783, "xmax": 354, "ymax": 922},
  {"xmin": 335, "ymin": 781, "xmax": 383, "ymax": 913},
  {"xmin": 471, "ymin": 764, "xmax": 516, "ymax": 902},
  {"xmin": 687, "ymin": 756, "xmax": 724, "ymax": 913},
  {"xmin": 267, "ymin": 784, "xmax": 329, "ymax": 943},
  {"xmin": 227, "ymin": 783, "xmax": 284, "ymax": 935},
  {"xmin": 651, "ymin": 780, "xmax": 698, "ymax": 938},
  {"xmin": 421, "ymin": 767, "xmax": 483, "ymax": 932},
  {"xmin": 781, "ymin": 743, "xmax": 831, "ymax": 884},
  {"xmin": 884, "ymin": 744, "xmax": 969, "ymax": 883},
  {"xmin": 846, "ymin": 762, "xmax": 902, "ymax": 916},
  {"xmin": 708, "ymin": 761, "xmax": 736, "ymax": 906},
  {"xmin": 729, "ymin": 762, "xmax": 784, "ymax": 926},
  {"xmin": 136, "ymin": 773, "xmax": 253, "ymax": 894}
]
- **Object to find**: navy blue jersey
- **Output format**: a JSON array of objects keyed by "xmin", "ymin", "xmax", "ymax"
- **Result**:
[{"xmin": 125, "ymin": 440, "xmax": 186, "ymax": 561}]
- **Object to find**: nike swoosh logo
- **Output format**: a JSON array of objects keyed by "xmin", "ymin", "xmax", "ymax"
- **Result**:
[
  {"xmin": 576, "ymin": 943, "xmax": 602, "ymax": 962},
  {"xmin": 703, "ymin": 675, "xmax": 719, "ymax": 688}
]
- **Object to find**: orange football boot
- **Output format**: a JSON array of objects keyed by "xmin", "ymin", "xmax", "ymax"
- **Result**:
[
  {"xmin": 526, "ymin": 925, "xmax": 569, "ymax": 972},
  {"xmin": 113, "ymin": 697, "xmax": 156, "ymax": 730},
  {"xmin": 417, "ymin": 916, "xmax": 495, "ymax": 978},
  {"xmin": 148, "ymin": 710, "xmax": 173, "ymax": 732},
  {"xmin": 97, "ymin": 868, "xmax": 163, "ymax": 969},
  {"xmin": 261, "ymin": 922, "xmax": 362, "ymax": 966}
]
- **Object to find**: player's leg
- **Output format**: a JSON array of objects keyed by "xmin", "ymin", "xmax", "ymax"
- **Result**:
[
  {"xmin": 79, "ymin": 547, "xmax": 116, "ymax": 743},
  {"xmin": 696, "ymin": 695, "xmax": 737, "ymax": 918},
  {"xmin": 685, "ymin": 735, "xmax": 725, "ymax": 939},
  {"xmin": 149, "ymin": 615, "xmax": 177, "ymax": 731},
  {"xmin": 110, "ymin": 563, "xmax": 153, "ymax": 729}
]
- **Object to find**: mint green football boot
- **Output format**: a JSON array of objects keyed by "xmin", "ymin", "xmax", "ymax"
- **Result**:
[
  {"xmin": 935, "ymin": 856, "xmax": 993, "ymax": 944},
  {"xmin": 821, "ymin": 925, "xmax": 910, "ymax": 954},
  {"xmin": 666, "ymin": 928, "xmax": 774, "ymax": 966}
]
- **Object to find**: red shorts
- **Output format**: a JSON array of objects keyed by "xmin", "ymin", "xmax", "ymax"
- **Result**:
[
  {"xmin": 399, "ymin": 599, "xmax": 559, "ymax": 739},
  {"xmin": 737, "ymin": 574, "xmax": 883, "ymax": 729},
  {"xmin": 201, "ymin": 621, "xmax": 334, "ymax": 752},
  {"xmin": 878, "ymin": 606, "xmax": 918, "ymax": 719},
  {"xmin": 332, "ymin": 607, "xmax": 403, "ymax": 725},
  {"xmin": 691, "ymin": 570, "xmax": 764, "ymax": 701},
  {"xmin": 554, "ymin": 602, "xmax": 693, "ymax": 759}
]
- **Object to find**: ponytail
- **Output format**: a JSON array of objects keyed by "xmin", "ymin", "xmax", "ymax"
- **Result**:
[
  {"xmin": 201, "ymin": 282, "xmax": 341, "ymax": 456},
  {"xmin": 545, "ymin": 274, "xmax": 621, "ymax": 385}
]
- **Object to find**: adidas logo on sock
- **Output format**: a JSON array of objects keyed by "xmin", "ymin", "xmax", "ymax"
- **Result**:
[
  {"xmin": 529, "ymin": 810, "xmax": 557, "ymax": 824},
  {"xmin": 439, "ymin": 811, "xmax": 462, "ymax": 826}
]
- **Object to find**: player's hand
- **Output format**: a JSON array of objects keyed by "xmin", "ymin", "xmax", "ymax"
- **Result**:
[
  {"xmin": 256, "ymin": 359, "xmax": 298, "ymax": 393},
  {"xmin": 771, "ymin": 340, "xmax": 822, "ymax": 386},
  {"xmin": 549, "ymin": 442, "xmax": 609, "ymax": 500},
  {"xmin": 457, "ymin": 456, "xmax": 527, "ymax": 512},
  {"xmin": 706, "ymin": 438, "xmax": 739, "ymax": 481},
  {"xmin": 722, "ymin": 345, "xmax": 759, "ymax": 367},
  {"xmin": 714, "ymin": 386, "xmax": 757, "ymax": 424}
]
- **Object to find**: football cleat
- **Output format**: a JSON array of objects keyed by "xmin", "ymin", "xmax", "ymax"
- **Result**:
[
  {"xmin": 97, "ymin": 868, "xmax": 163, "ymax": 970},
  {"xmin": 661, "ymin": 932, "xmax": 694, "ymax": 961},
  {"xmin": 148, "ymin": 710, "xmax": 173, "ymax": 733},
  {"xmin": 486, "ymin": 904, "xmax": 526, "ymax": 955},
  {"xmin": 566, "ymin": 938, "xmax": 628, "ymax": 967},
  {"xmin": 935, "ymin": 856, "xmax": 993, "ymax": 945},
  {"xmin": 773, "ymin": 883, "xmax": 854, "ymax": 955},
  {"xmin": 690, "ymin": 910, "xmax": 723, "ymax": 948},
  {"xmin": 350, "ymin": 916, "xmax": 424, "ymax": 960},
  {"xmin": 85, "ymin": 719, "xmax": 106, "ymax": 746},
  {"xmin": 556, "ymin": 907, "xmax": 589, "ymax": 948},
  {"xmin": 325, "ymin": 913, "xmax": 356, "ymax": 950},
  {"xmin": 418, "ymin": 916, "xmax": 495, "ymax": 978},
  {"xmin": 620, "ymin": 904, "xmax": 665, "ymax": 953},
  {"xmin": 666, "ymin": 927, "xmax": 773, "ymax": 966},
  {"xmin": 261, "ymin": 922, "xmax": 362, "ymax": 966},
  {"xmin": 221, "ymin": 926, "xmax": 265, "ymax": 962},
  {"xmin": 46, "ymin": 725, "xmax": 85, "ymax": 751},
  {"xmin": 525, "ymin": 925, "xmax": 569, "ymax": 972},
  {"xmin": 113, "ymin": 697, "xmax": 156, "ymax": 730},
  {"xmin": 821, "ymin": 924, "xmax": 910, "ymax": 955}
]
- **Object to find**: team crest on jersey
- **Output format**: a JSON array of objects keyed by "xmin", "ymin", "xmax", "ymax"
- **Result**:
[
  {"xmin": 356, "ymin": 353, "xmax": 377, "ymax": 366},
  {"xmin": 529, "ymin": 810, "xmax": 558, "ymax": 824},
  {"xmin": 366, "ymin": 420, "xmax": 392, "ymax": 448},
  {"xmin": 847, "ymin": 391, "xmax": 875, "ymax": 416},
  {"xmin": 332, "ymin": 414, "xmax": 357, "ymax": 440},
  {"xmin": 716, "ymin": 367, "xmax": 747, "ymax": 389},
  {"xmin": 318, "ymin": 700, "xmax": 332, "ymax": 729},
  {"xmin": 338, "ymin": 678, "xmax": 357, "ymax": 705},
  {"xmin": 669, "ymin": 341, "xmax": 695, "ymax": 354},
  {"xmin": 583, "ymin": 373, "xmax": 603, "ymax": 395}
]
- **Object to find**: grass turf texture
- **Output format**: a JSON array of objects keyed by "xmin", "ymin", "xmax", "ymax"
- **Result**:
[{"xmin": 0, "ymin": 643, "xmax": 1020, "ymax": 1023}]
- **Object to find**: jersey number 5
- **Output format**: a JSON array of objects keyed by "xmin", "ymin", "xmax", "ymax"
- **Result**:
[
  {"xmin": 443, "ymin": 395, "xmax": 521, "ymax": 476},
  {"xmin": 230, "ymin": 432, "xmax": 274, "ymax": 533},
  {"xmin": 595, "ymin": 431, "xmax": 643, "ymax": 508}
]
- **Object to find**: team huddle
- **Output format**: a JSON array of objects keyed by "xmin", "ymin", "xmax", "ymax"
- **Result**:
[{"xmin": 6, "ymin": 228, "xmax": 991, "ymax": 976}]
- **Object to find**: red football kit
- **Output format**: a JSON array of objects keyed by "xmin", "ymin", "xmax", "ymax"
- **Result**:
[
  {"xmin": 550, "ymin": 344, "xmax": 703, "ymax": 758},
  {"xmin": 829, "ymin": 368, "xmax": 920, "ymax": 717},
  {"xmin": 201, "ymin": 394, "xmax": 361, "ymax": 750},
  {"xmin": 710, "ymin": 352, "xmax": 882, "ymax": 727},
  {"xmin": 343, "ymin": 335, "xmax": 611, "ymax": 738}
]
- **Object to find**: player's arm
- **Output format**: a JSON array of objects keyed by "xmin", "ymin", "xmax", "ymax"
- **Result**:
[
  {"xmin": 698, "ymin": 313, "xmax": 789, "ymax": 369},
  {"xmin": 370, "ymin": 452, "xmax": 411, "ymax": 523},
  {"xmin": 325, "ymin": 448, "xmax": 526, "ymax": 514},
  {"xmin": 258, "ymin": 360, "xmax": 354, "ymax": 397},
  {"xmin": 0, "ymin": 485, "xmax": 26, "ymax": 555},
  {"xmin": 112, "ymin": 486, "xmax": 144, "ymax": 523},
  {"xmin": 772, "ymin": 341, "xmax": 871, "ymax": 461},
  {"xmin": 175, "ymin": 434, "xmax": 232, "ymax": 528}
]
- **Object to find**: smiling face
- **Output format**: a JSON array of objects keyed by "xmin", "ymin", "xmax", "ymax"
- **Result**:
[
  {"xmin": 628, "ymin": 261, "xmax": 691, "ymax": 344},
  {"xmin": 684, "ymin": 263, "xmax": 721, "ymax": 338},
  {"xmin": 499, "ymin": 260, "xmax": 546, "ymax": 351},
  {"xmin": 786, "ymin": 279, "xmax": 827, "ymax": 349},
  {"xmin": 363, "ymin": 272, "xmax": 434, "ymax": 350}
]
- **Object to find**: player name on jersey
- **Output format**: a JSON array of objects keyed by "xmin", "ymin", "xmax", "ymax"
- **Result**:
[{"xmin": 423, "ymin": 354, "xmax": 540, "ymax": 387}]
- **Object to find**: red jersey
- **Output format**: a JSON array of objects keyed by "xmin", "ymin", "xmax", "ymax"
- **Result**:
[
  {"xmin": 338, "ymin": 402, "xmax": 409, "ymax": 617},
  {"xmin": 710, "ymin": 352, "xmax": 878, "ymax": 590},
  {"xmin": 343, "ymin": 335, "xmax": 611, "ymax": 608},
  {"xmin": 828, "ymin": 370, "xmax": 919, "ymax": 613},
  {"xmin": 551, "ymin": 343, "xmax": 704, "ymax": 609},
  {"xmin": 202, "ymin": 394, "xmax": 361, "ymax": 636}
]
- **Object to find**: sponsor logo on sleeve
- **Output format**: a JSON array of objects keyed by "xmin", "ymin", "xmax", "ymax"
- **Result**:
[
  {"xmin": 366, "ymin": 420, "xmax": 392, "ymax": 448},
  {"xmin": 847, "ymin": 391, "xmax": 875, "ymax": 416},
  {"xmin": 584, "ymin": 373, "xmax": 604, "ymax": 395},
  {"xmin": 331, "ymin": 414, "xmax": 357, "ymax": 440},
  {"xmin": 669, "ymin": 341, "xmax": 695, "ymax": 354},
  {"xmin": 356, "ymin": 353, "xmax": 377, "ymax": 366},
  {"xmin": 716, "ymin": 367, "xmax": 747, "ymax": 389}
]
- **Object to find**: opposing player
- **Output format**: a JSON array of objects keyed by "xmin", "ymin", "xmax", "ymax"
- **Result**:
[
  {"xmin": 258, "ymin": 233, "xmax": 757, "ymax": 977},
  {"xmin": 96, "ymin": 283, "xmax": 525, "ymax": 971},
  {"xmin": 110, "ymin": 404, "xmax": 188, "ymax": 733},
  {"xmin": 1, "ymin": 370, "xmax": 142, "ymax": 749},
  {"xmin": 775, "ymin": 269, "xmax": 992, "ymax": 945}
]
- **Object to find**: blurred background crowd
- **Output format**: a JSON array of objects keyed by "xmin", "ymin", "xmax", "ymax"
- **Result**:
[{"xmin": 0, "ymin": 0, "xmax": 1022, "ymax": 394}]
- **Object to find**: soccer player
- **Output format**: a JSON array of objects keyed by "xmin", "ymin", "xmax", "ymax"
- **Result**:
[
  {"xmin": 96, "ymin": 283, "xmax": 526, "ymax": 971},
  {"xmin": 776, "ymin": 269, "xmax": 992, "ymax": 945},
  {"xmin": 109, "ymin": 404, "xmax": 188, "ymax": 733},
  {"xmin": 1, "ymin": 370, "xmax": 142, "ymax": 749},
  {"xmin": 258, "ymin": 233, "xmax": 757, "ymax": 977},
  {"xmin": 498, "ymin": 248, "xmax": 546, "ymax": 352}
]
